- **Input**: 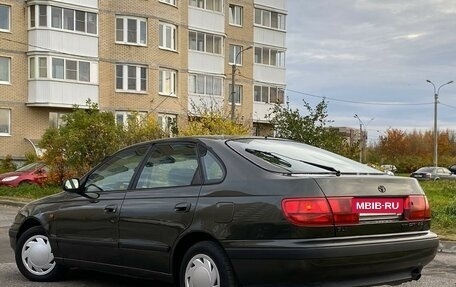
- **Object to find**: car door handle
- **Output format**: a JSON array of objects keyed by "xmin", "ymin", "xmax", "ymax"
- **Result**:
[
  {"xmin": 175, "ymin": 202, "xmax": 191, "ymax": 212},
  {"xmin": 104, "ymin": 204, "xmax": 118, "ymax": 213}
]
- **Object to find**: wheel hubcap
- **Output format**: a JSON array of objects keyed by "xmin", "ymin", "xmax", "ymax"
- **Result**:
[
  {"xmin": 22, "ymin": 234, "xmax": 56, "ymax": 276},
  {"xmin": 185, "ymin": 254, "xmax": 220, "ymax": 287}
]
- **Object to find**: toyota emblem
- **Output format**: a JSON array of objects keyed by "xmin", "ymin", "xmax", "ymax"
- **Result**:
[{"xmin": 378, "ymin": 185, "xmax": 386, "ymax": 193}]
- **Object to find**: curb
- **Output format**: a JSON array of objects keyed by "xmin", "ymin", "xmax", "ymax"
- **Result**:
[
  {"xmin": 0, "ymin": 199, "xmax": 30, "ymax": 208},
  {"xmin": 439, "ymin": 241, "xmax": 456, "ymax": 254}
]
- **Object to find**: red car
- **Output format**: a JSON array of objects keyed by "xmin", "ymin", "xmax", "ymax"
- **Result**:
[{"xmin": 0, "ymin": 162, "xmax": 48, "ymax": 187}]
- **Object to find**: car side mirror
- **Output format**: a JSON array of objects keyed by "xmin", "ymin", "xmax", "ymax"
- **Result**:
[{"xmin": 63, "ymin": 178, "xmax": 81, "ymax": 192}]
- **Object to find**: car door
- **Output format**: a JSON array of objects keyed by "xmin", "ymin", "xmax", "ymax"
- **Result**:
[
  {"xmin": 51, "ymin": 144, "xmax": 150, "ymax": 265},
  {"xmin": 118, "ymin": 142, "xmax": 202, "ymax": 274}
]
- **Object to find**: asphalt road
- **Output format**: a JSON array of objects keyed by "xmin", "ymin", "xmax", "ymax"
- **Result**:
[{"xmin": 1, "ymin": 204, "xmax": 455, "ymax": 287}]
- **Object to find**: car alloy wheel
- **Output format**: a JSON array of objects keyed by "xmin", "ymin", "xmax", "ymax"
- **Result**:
[
  {"xmin": 180, "ymin": 241, "xmax": 237, "ymax": 287},
  {"xmin": 15, "ymin": 226, "xmax": 63, "ymax": 281}
]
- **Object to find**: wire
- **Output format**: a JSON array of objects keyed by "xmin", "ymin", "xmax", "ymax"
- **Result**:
[{"xmin": 440, "ymin": 102, "xmax": 456, "ymax": 110}]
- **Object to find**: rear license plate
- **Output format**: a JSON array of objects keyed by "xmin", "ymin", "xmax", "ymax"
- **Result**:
[
  {"xmin": 352, "ymin": 198, "xmax": 403, "ymax": 213},
  {"xmin": 414, "ymin": 175, "xmax": 423, "ymax": 178}
]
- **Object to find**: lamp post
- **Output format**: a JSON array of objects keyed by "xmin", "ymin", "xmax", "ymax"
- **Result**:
[
  {"xmin": 426, "ymin": 80, "xmax": 453, "ymax": 167},
  {"xmin": 231, "ymin": 45, "xmax": 253, "ymax": 122},
  {"xmin": 354, "ymin": 114, "xmax": 374, "ymax": 163}
]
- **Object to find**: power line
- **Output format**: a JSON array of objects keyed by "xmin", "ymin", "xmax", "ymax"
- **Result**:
[{"xmin": 440, "ymin": 102, "xmax": 456, "ymax": 110}]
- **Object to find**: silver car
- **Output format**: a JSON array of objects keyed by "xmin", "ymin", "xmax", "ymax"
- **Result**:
[{"xmin": 410, "ymin": 166, "xmax": 456, "ymax": 181}]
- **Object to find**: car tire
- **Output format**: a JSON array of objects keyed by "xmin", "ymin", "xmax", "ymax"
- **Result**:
[
  {"xmin": 15, "ymin": 226, "xmax": 63, "ymax": 281},
  {"xmin": 180, "ymin": 241, "xmax": 238, "ymax": 287}
]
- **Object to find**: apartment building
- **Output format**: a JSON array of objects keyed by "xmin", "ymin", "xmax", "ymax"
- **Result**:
[{"xmin": 0, "ymin": 0, "xmax": 287, "ymax": 160}]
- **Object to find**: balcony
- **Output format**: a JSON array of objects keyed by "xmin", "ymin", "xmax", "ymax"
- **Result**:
[
  {"xmin": 188, "ymin": 6, "xmax": 224, "ymax": 33},
  {"xmin": 27, "ymin": 80, "xmax": 98, "ymax": 108},
  {"xmin": 188, "ymin": 94, "xmax": 224, "ymax": 115},
  {"xmin": 254, "ymin": 64, "xmax": 286, "ymax": 85},
  {"xmin": 253, "ymin": 102, "xmax": 275, "ymax": 123},
  {"xmin": 254, "ymin": 0, "xmax": 287, "ymax": 11}
]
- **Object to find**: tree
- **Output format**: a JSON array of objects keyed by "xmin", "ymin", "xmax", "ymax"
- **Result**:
[
  {"xmin": 181, "ymin": 112, "xmax": 250, "ymax": 136},
  {"xmin": 268, "ymin": 99, "xmax": 344, "ymax": 153},
  {"xmin": 40, "ymin": 102, "xmax": 121, "ymax": 182}
]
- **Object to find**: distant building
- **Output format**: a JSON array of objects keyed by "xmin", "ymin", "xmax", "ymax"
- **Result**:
[
  {"xmin": 0, "ymin": 0, "xmax": 287, "ymax": 160},
  {"xmin": 336, "ymin": 127, "xmax": 362, "ymax": 146}
]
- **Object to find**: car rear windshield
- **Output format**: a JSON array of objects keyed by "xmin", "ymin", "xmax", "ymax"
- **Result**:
[{"xmin": 226, "ymin": 138, "xmax": 383, "ymax": 175}]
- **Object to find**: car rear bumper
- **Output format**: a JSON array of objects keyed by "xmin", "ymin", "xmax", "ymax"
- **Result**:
[{"xmin": 224, "ymin": 231, "xmax": 439, "ymax": 287}]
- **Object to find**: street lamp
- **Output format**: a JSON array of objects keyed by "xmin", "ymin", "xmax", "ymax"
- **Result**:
[
  {"xmin": 231, "ymin": 45, "xmax": 253, "ymax": 122},
  {"xmin": 354, "ymin": 114, "xmax": 374, "ymax": 163},
  {"xmin": 426, "ymin": 80, "xmax": 453, "ymax": 167}
]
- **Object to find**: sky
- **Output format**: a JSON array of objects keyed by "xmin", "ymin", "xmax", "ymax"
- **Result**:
[{"xmin": 286, "ymin": 0, "xmax": 456, "ymax": 142}]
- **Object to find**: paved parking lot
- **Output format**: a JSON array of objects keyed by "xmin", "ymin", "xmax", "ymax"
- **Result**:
[{"xmin": 1, "ymin": 204, "xmax": 455, "ymax": 287}]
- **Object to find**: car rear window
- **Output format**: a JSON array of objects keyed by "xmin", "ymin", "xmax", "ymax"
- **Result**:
[{"xmin": 226, "ymin": 138, "xmax": 383, "ymax": 175}]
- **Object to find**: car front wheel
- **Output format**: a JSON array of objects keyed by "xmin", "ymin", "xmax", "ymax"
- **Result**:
[
  {"xmin": 15, "ymin": 226, "xmax": 63, "ymax": 281},
  {"xmin": 180, "ymin": 241, "xmax": 237, "ymax": 287}
]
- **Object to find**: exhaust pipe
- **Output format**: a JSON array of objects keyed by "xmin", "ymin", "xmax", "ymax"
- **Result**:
[{"xmin": 411, "ymin": 268, "xmax": 422, "ymax": 281}]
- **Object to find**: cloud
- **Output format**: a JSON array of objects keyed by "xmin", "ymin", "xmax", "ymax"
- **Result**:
[{"xmin": 286, "ymin": 0, "xmax": 456, "ymax": 136}]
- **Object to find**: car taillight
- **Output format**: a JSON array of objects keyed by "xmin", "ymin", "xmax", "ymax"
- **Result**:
[
  {"xmin": 281, "ymin": 197, "xmax": 359, "ymax": 226},
  {"xmin": 403, "ymin": 195, "xmax": 431, "ymax": 220}
]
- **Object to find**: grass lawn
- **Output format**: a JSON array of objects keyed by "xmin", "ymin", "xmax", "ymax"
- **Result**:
[{"xmin": 1, "ymin": 180, "xmax": 455, "ymax": 240}]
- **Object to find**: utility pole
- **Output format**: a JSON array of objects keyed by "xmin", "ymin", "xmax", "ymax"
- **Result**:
[
  {"xmin": 231, "ymin": 45, "xmax": 253, "ymax": 122},
  {"xmin": 354, "ymin": 114, "xmax": 374, "ymax": 164},
  {"xmin": 426, "ymin": 80, "xmax": 453, "ymax": 167}
]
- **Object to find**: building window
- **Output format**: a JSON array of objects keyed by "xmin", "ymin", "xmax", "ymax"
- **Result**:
[
  {"xmin": 52, "ymin": 58, "xmax": 64, "ymax": 79},
  {"xmin": 229, "ymin": 5, "xmax": 242, "ymax": 26},
  {"xmin": 49, "ymin": 112, "xmax": 66, "ymax": 128},
  {"xmin": 189, "ymin": 0, "xmax": 222, "ymax": 12},
  {"xmin": 188, "ymin": 74, "xmax": 222, "ymax": 96},
  {"xmin": 39, "ymin": 5, "xmax": 47, "ymax": 27},
  {"xmin": 0, "ymin": 108, "xmax": 10, "ymax": 135},
  {"xmin": 254, "ymin": 46, "xmax": 285, "ymax": 67},
  {"xmin": 228, "ymin": 84, "xmax": 242, "ymax": 104},
  {"xmin": 189, "ymin": 30, "xmax": 222, "ymax": 54},
  {"xmin": 254, "ymin": 8, "xmax": 286, "ymax": 30},
  {"xmin": 38, "ymin": 57, "xmax": 47, "ymax": 78},
  {"xmin": 116, "ymin": 16, "xmax": 147, "ymax": 45},
  {"xmin": 30, "ymin": 5, "xmax": 97, "ymax": 34},
  {"xmin": 158, "ymin": 113, "xmax": 177, "ymax": 137},
  {"xmin": 0, "ymin": 57, "xmax": 10, "ymax": 84},
  {"xmin": 254, "ymin": 85, "xmax": 284, "ymax": 104},
  {"xmin": 0, "ymin": 4, "xmax": 10, "ymax": 32},
  {"xmin": 115, "ymin": 111, "xmax": 147, "ymax": 128},
  {"xmin": 159, "ymin": 22, "xmax": 177, "ymax": 51},
  {"xmin": 229, "ymin": 45, "xmax": 244, "ymax": 65},
  {"xmin": 116, "ymin": 64, "xmax": 147, "ymax": 92},
  {"xmin": 159, "ymin": 69, "xmax": 177, "ymax": 96},
  {"xmin": 159, "ymin": 0, "xmax": 177, "ymax": 6}
]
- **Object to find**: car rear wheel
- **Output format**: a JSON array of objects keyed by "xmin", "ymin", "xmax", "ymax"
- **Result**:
[
  {"xmin": 15, "ymin": 226, "xmax": 63, "ymax": 281},
  {"xmin": 180, "ymin": 241, "xmax": 237, "ymax": 287}
]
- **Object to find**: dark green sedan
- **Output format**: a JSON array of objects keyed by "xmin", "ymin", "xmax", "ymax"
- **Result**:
[{"xmin": 9, "ymin": 137, "xmax": 439, "ymax": 286}]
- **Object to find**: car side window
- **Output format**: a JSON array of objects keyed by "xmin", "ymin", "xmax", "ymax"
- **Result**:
[
  {"xmin": 201, "ymin": 149, "xmax": 224, "ymax": 183},
  {"xmin": 85, "ymin": 145, "xmax": 149, "ymax": 192},
  {"xmin": 136, "ymin": 143, "xmax": 199, "ymax": 189}
]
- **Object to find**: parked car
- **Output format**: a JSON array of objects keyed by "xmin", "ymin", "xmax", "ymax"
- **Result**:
[
  {"xmin": 410, "ymin": 166, "xmax": 456, "ymax": 181},
  {"xmin": 9, "ymin": 137, "xmax": 438, "ymax": 286},
  {"xmin": 449, "ymin": 164, "xmax": 456, "ymax": 174},
  {"xmin": 0, "ymin": 162, "xmax": 48, "ymax": 187},
  {"xmin": 381, "ymin": 164, "xmax": 397, "ymax": 175}
]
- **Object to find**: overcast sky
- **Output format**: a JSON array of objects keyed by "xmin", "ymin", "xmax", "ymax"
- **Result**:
[{"xmin": 286, "ymin": 0, "xmax": 456, "ymax": 142}]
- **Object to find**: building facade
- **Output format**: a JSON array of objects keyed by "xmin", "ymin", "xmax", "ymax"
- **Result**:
[{"xmin": 0, "ymin": 0, "xmax": 287, "ymax": 160}]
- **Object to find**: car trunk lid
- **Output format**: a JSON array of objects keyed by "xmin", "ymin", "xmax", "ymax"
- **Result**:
[{"xmin": 312, "ymin": 176, "xmax": 430, "ymax": 237}]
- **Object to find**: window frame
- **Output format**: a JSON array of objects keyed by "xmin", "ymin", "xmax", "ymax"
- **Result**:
[
  {"xmin": 159, "ymin": 69, "xmax": 177, "ymax": 96},
  {"xmin": 115, "ymin": 111, "xmax": 147, "ymax": 128},
  {"xmin": 0, "ymin": 108, "xmax": 11, "ymax": 136},
  {"xmin": 254, "ymin": 46, "xmax": 285, "ymax": 67},
  {"xmin": 115, "ymin": 16, "xmax": 147, "ymax": 46},
  {"xmin": 158, "ymin": 113, "xmax": 177, "ymax": 137},
  {"xmin": 0, "ymin": 56, "xmax": 11, "ymax": 84},
  {"xmin": 116, "ymin": 64, "xmax": 148, "ymax": 93},
  {"xmin": 228, "ymin": 84, "xmax": 242, "ymax": 105},
  {"xmin": 188, "ymin": 73, "xmax": 223, "ymax": 97},
  {"xmin": 159, "ymin": 0, "xmax": 177, "ymax": 7},
  {"xmin": 229, "ymin": 4, "xmax": 243, "ymax": 26},
  {"xmin": 0, "ymin": 4, "xmax": 11, "ymax": 32},
  {"xmin": 159, "ymin": 22, "xmax": 177, "ymax": 51},
  {"xmin": 188, "ymin": 30, "xmax": 223, "ymax": 55},
  {"xmin": 189, "ymin": 0, "xmax": 223, "ymax": 13},
  {"xmin": 229, "ymin": 44, "xmax": 243, "ymax": 65},
  {"xmin": 254, "ymin": 8, "xmax": 286, "ymax": 30},
  {"xmin": 29, "ymin": 5, "xmax": 98, "ymax": 35},
  {"xmin": 253, "ymin": 85, "xmax": 285, "ymax": 104}
]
